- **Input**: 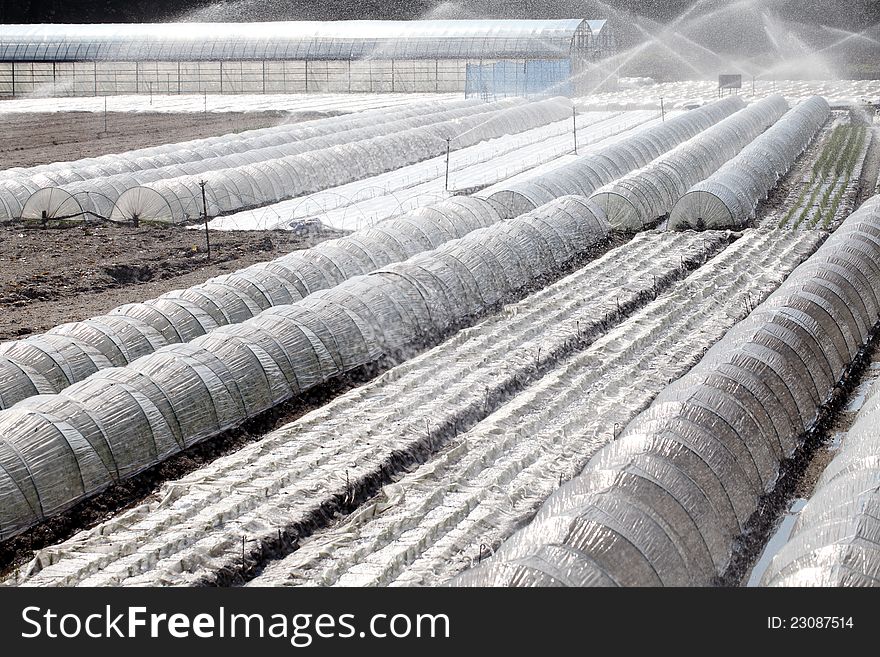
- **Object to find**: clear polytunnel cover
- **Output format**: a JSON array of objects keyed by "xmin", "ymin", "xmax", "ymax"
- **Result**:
[
  {"xmin": 108, "ymin": 186, "xmax": 177, "ymax": 223},
  {"xmin": 103, "ymin": 98, "xmax": 570, "ymax": 224},
  {"xmin": 1, "ymin": 97, "xmax": 513, "ymax": 221},
  {"xmin": 759, "ymin": 197, "xmax": 880, "ymax": 587},
  {"xmin": 0, "ymin": 194, "xmax": 516, "ymax": 420},
  {"xmin": 20, "ymin": 188, "xmax": 84, "ymax": 221},
  {"xmin": 590, "ymin": 95, "xmax": 789, "ymax": 232},
  {"xmin": 669, "ymin": 96, "xmax": 830, "ymax": 230},
  {"xmin": 452, "ymin": 194, "xmax": 880, "ymax": 588},
  {"xmin": 0, "ymin": 194, "xmax": 611, "ymax": 541},
  {"xmin": 481, "ymin": 96, "xmax": 747, "ymax": 219}
]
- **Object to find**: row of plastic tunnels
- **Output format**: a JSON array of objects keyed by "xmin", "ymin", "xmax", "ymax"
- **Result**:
[{"xmin": 2, "ymin": 91, "xmax": 876, "ymax": 587}]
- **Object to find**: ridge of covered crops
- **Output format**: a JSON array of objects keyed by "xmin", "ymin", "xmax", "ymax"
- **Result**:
[
  {"xmin": 669, "ymin": 96, "xmax": 831, "ymax": 230},
  {"xmin": 590, "ymin": 95, "xmax": 789, "ymax": 232},
  {"xmin": 763, "ymin": 375, "xmax": 880, "ymax": 586},
  {"xmin": 477, "ymin": 95, "xmax": 746, "ymax": 217},
  {"xmin": 0, "ymin": 195, "xmax": 610, "ymax": 543},
  {"xmin": 0, "ymin": 96, "xmax": 745, "ymax": 411},
  {"xmin": 0, "ymin": 96, "xmax": 488, "ymax": 220},
  {"xmin": 454, "ymin": 195, "xmax": 880, "ymax": 586},
  {"xmin": 0, "ymin": 196, "xmax": 505, "ymax": 410},
  {"xmin": 106, "ymin": 98, "xmax": 572, "ymax": 224},
  {"xmin": 761, "ymin": 199, "xmax": 880, "ymax": 586}
]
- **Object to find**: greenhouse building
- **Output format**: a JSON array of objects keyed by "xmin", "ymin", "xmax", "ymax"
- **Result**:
[{"xmin": 0, "ymin": 19, "xmax": 617, "ymax": 97}]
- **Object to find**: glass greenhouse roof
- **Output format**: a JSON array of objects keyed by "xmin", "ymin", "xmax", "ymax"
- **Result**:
[{"xmin": 0, "ymin": 20, "xmax": 600, "ymax": 62}]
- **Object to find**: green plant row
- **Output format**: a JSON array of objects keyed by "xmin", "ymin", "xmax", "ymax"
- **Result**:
[
  {"xmin": 780, "ymin": 126, "xmax": 839, "ymax": 228},
  {"xmin": 782, "ymin": 125, "xmax": 866, "ymax": 230},
  {"xmin": 813, "ymin": 125, "xmax": 848, "ymax": 179},
  {"xmin": 803, "ymin": 126, "xmax": 868, "ymax": 229},
  {"xmin": 793, "ymin": 175, "xmax": 825, "ymax": 229}
]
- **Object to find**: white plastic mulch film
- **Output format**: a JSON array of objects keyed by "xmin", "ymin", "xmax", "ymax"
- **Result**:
[
  {"xmin": 1, "ymin": 97, "xmax": 571, "ymax": 222},
  {"xmin": 481, "ymin": 95, "xmax": 747, "ymax": 218},
  {"xmin": 0, "ymin": 195, "xmax": 610, "ymax": 542},
  {"xmin": 590, "ymin": 95, "xmax": 789, "ymax": 232},
  {"xmin": 0, "ymin": 196, "xmax": 506, "ymax": 411},
  {"xmin": 669, "ymin": 96, "xmax": 831, "ymax": 230},
  {"xmin": 452, "ymin": 196, "xmax": 880, "ymax": 587}
]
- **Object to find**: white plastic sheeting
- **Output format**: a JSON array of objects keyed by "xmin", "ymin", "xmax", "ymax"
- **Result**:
[
  {"xmin": 0, "ymin": 100, "xmax": 488, "ymax": 220},
  {"xmin": 0, "ymin": 93, "xmax": 458, "ymax": 116},
  {"xmin": 480, "ymin": 96, "xmax": 745, "ymax": 218},
  {"xmin": 0, "ymin": 97, "xmax": 478, "ymax": 181},
  {"xmin": 0, "ymin": 97, "xmax": 486, "ymax": 221},
  {"xmin": 1, "ymin": 232, "xmax": 726, "ymax": 587},
  {"xmin": 0, "ymin": 195, "xmax": 610, "ymax": 542},
  {"xmin": 761, "ymin": 201, "xmax": 880, "ymax": 587},
  {"xmin": 106, "ymin": 98, "xmax": 572, "ymax": 223},
  {"xmin": 0, "ymin": 196, "xmax": 505, "ymax": 411},
  {"xmin": 245, "ymin": 230, "xmax": 820, "ymax": 588},
  {"xmin": 574, "ymin": 79, "xmax": 880, "ymax": 112},
  {"xmin": 210, "ymin": 110, "xmax": 660, "ymax": 232},
  {"xmin": 590, "ymin": 95, "xmax": 789, "ymax": 231},
  {"xmin": 669, "ymin": 96, "xmax": 831, "ymax": 230},
  {"xmin": 19, "ymin": 99, "xmax": 515, "ymax": 221},
  {"xmin": 453, "ymin": 197, "xmax": 880, "ymax": 587}
]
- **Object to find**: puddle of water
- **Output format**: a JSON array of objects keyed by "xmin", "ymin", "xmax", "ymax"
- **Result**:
[
  {"xmin": 746, "ymin": 497, "xmax": 807, "ymax": 587},
  {"xmin": 843, "ymin": 383, "xmax": 871, "ymax": 413},
  {"xmin": 841, "ymin": 363, "xmax": 880, "ymax": 413},
  {"xmin": 827, "ymin": 431, "xmax": 845, "ymax": 451}
]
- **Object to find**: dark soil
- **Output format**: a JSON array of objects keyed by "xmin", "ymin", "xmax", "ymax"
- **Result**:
[
  {"xmin": 0, "ymin": 222, "xmax": 346, "ymax": 340},
  {"xmin": 0, "ymin": 110, "xmax": 306, "ymax": 169}
]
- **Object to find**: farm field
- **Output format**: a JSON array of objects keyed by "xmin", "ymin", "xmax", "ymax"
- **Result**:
[
  {"xmin": 3, "ymin": 79, "xmax": 880, "ymax": 590},
  {"xmin": 0, "ymin": 111, "xmax": 290, "ymax": 169},
  {"xmin": 579, "ymin": 79, "xmax": 880, "ymax": 110},
  {"xmin": 0, "ymin": 92, "xmax": 459, "ymax": 116},
  {"xmin": 0, "ymin": 223, "xmax": 342, "ymax": 340}
]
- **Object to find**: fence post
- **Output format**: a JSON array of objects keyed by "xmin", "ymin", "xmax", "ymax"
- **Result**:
[
  {"xmin": 200, "ymin": 180, "xmax": 211, "ymax": 260},
  {"xmin": 445, "ymin": 137, "xmax": 451, "ymax": 191}
]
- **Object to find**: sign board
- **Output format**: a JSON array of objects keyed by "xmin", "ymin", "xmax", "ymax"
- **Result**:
[{"xmin": 719, "ymin": 74, "xmax": 742, "ymax": 90}]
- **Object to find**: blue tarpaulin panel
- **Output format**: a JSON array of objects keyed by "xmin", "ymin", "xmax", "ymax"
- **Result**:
[{"xmin": 465, "ymin": 60, "xmax": 572, "ymax": 98}]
